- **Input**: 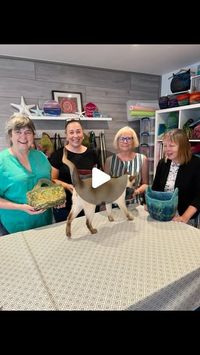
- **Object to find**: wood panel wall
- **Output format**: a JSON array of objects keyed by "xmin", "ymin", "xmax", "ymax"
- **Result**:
[{"xmin": 0, "ymin": 56, "xmax": 161, "ymax": 153}]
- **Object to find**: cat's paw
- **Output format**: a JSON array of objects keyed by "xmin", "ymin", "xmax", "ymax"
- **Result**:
[
  {"xmin": 127, "ymin": 213, "xmax": 134, "ymax": 221},
  {"xmin": 66, "ymin": 227, "xmax": 71, "ymax": 238},
  {"xmin": 91, "ymin": 228, "xmax": 97, "ymax": 234}
]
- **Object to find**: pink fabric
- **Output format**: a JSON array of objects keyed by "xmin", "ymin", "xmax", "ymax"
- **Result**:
[{"xmin": 129, "ymin": 105, "xmax": 156, "ymax": 112}]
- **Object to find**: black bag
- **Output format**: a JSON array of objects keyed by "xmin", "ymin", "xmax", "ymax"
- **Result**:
[
  {"xmin": 159, "ymin": 96, "xmax": 169, "ymax": 109},
  {"xmin": 168, "ymin": 94, "xmax": 179, "ymax": 108},
  {"xmin": 170, "ymin": 69, "xmax": 191, "ymax": 93}
]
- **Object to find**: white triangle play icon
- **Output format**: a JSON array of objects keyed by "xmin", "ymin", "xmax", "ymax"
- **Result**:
[{"xmin": 92, "ymin": 167, "xmax": 111, "ymax": 188}]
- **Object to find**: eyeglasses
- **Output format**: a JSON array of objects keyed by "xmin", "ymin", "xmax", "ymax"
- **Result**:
[{"xmin": 118, "ymin": 136, "xmax": 133, "ymax": 142}]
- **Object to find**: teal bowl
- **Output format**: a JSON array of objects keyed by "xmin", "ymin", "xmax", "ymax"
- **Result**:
[{"xmin": 145, "ymin": 187, "xmax": 178, "ymax": 221}]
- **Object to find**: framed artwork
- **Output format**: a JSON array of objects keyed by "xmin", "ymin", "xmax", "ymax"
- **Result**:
[{"xmin": 52, "ymin": 91, "xmax": 83, "ymax": 115}]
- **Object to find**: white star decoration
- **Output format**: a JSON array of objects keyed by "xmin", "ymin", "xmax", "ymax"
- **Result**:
[
  {"xmin": 30, "ymin": 105, "xmax": 44, "ymax": 116},
  {"xmin": 11, "ymin": 96, "xmax": 35, "ymax": 116},
  {"xmin": 75, "ymin": 111, "xmax": 85, "ymax": 118}
]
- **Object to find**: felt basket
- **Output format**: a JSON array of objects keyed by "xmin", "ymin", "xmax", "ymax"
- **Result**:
[
  {"xmin": 145, "ymin": 187, "xmax": 178, "ymax": 221},
  {"xmin": 27, "ymin": 179, "xmax": 66, "ymax": 210}
]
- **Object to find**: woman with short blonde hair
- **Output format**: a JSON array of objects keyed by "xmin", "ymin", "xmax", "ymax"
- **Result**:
[
  {"xmin": 113, "ymin": 126, "xmax": 139, "ymax": 150},
  {"xmin": 104, "ymin": 126, "xmax": 149, "ymax": 197}
]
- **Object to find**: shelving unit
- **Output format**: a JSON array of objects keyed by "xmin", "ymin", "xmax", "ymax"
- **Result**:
[
  {"xmin": 127, "ymin": 100, "xmax": 158, "ymax": 185},
  {"xmin": 139, "ymin": 117, "xmax": 155, "ymax": 184},
  {"xmin": 154, "ymin": 102, "xmax": 200, "ymax": 174},
  {"xmin": 190, "ymin": 74, "xmax": 200, "ymax": 92}
]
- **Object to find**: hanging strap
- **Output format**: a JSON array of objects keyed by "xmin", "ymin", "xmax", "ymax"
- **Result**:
[
  {"xmin": 57, "ymin": 134, "xmax": 64, "ymax": 149},
  {"xmin": 34, "ymin": 178, "xmax": 54, "ymax": 189},
  {"xmin": 53, "ymin": 133, "xmax": 57, "ymax": 151},
  {"xmin": 168, "ymin": 68, "xmax": 190, "ymax": 80}
]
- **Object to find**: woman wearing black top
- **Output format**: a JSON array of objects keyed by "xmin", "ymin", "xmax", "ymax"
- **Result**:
[
  {"xmin": 152, "ymin": 128, "xmax": 200, "ymax": 224},
  {"xmin": 49, "ymin": 119, "xmax": 99, "ymax": 222}
]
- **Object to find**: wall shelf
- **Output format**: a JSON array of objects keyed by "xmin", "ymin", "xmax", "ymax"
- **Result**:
[{"xmin": 30, "ymin": 115, "xmax": 112, "ymax": 121}]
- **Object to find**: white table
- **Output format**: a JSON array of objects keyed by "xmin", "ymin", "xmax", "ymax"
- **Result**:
[{"xmin": 0, "ymin": 206, "xmax": 200, "ymax": 310}]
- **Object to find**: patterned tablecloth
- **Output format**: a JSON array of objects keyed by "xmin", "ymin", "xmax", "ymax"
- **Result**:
[{"xmin": 0, "ymin": 206, "xmax": 200, "ymax": 310}]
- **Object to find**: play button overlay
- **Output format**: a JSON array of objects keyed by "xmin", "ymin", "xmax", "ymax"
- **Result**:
[
  {"xmin": 75, "ymin": 168, "xmax": 128, "ymax": 205},
  {"xmin": 92, "ymin": 167, "xmax": 111, "ymax": 188},
  {"xmin": 62, "ymin": 147, "xmax": 129, "ymax": 205}
]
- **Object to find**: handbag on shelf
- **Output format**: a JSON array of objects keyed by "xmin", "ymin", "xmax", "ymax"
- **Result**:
[
  {"xmin": 176, "ymin": 92, "xmax": 190, "ymax": 106},
  {"xmin": 170, "ymin": 69, "xmax": 191, "ymax": 93},
  {"xmin": 189, "ymin": 92, "xmax": 200, "ymax": 104},
  {"xmin": 159, "ymin": 96, "xmax": 169, "ymax": 109},
  {"xmin": 167, "ymin": 94, "xmax": 179, "ymax": 108},
  {"xmin": 192, "ymin": 124, "xmax": 200, "ymax": 139},
  {"xmin": 26, "ymin": 179, "xmax": 66, "ymax": 210}
]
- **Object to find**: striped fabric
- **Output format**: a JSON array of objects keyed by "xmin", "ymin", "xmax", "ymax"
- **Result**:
[{"xmin": 109, "ymin": 153, "xmax": 145, "ymax": 187}]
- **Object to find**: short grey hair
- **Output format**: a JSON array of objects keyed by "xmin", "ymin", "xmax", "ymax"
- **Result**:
[
  {"xmin": 5, "ymin": 113, "xmax": 36, "ymax": 136},
  {"xmin": 113, "ymin": 126, "xmax": 139, "ymax": 150}
]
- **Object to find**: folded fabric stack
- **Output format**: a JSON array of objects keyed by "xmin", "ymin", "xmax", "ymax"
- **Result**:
[{"xmin": 129, "ymin": 104, "xmax": 156, "ymax": 118}]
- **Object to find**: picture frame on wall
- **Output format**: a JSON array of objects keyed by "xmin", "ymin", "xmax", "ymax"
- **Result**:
[{"xmin": 52, "ymin": 91, "xmax": 83, "ymax": 115}]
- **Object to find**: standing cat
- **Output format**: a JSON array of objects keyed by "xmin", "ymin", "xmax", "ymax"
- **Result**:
[{"xmin": 62, "ymin": 148, "xmax": 135, "ymax": 237}]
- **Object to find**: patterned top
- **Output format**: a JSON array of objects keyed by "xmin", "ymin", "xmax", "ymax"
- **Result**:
[
  {"xmin": 164, "ymin": 160, "xmax": 180, "ymax": 192},
  {"xmin": 106, "ymin": 153, "xmax": 145, "ymax": 187}
]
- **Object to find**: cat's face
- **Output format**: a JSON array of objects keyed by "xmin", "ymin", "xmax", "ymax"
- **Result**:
[{"xmin": 127, "ymin": 175, "xmax": 136, "ymax": 188}]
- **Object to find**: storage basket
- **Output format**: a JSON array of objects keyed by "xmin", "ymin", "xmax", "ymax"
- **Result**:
[
  {"xmin": 139, "ymin": 143, "xmax": 150, "ymax": 158},
  {"xmin": 140, "ymin": 117, "xmax": 150, "ymax": 132},
  {"xmin": 145, "ymin": 187, "xmax": 178, "ymax": 221}
]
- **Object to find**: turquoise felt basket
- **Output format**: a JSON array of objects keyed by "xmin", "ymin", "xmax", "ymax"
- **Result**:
[{"xmin": 145, "ymin": 187, "xmax": 178, "ymax": 221}]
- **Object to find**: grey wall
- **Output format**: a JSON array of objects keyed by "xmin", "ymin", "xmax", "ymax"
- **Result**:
[{"xmin": 0, "ymin": 57, "xmax": 161, "ymax": 152}]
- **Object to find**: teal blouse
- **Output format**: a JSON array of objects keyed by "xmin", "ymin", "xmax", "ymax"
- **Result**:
[{"xmin": 0, "ymin": 149, "xmax": 52, "ymax": 233}]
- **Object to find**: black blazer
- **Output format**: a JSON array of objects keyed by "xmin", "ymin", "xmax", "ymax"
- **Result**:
[{"xmin": 152, "ymin": 155, "xmax": 200, "ymax": 217}]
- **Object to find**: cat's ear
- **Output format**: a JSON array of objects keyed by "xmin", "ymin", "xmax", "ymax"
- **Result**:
[{"xmin": 129, "ymin": 175, "xmax": 135, "ymax": 183}]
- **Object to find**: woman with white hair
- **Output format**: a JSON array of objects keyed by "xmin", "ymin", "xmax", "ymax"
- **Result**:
[{"xmin": 104, "ymin": 126, "xmax": 149, "ymax": 197}]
